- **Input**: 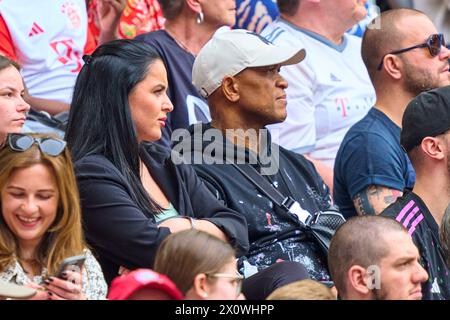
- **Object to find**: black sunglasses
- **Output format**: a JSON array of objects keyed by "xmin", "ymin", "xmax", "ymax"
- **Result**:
[
  {"xmin": 8, "ymin": 134, "xmax": 67, "ymax": 156},
  {"xmin": 377, "ymin": 33, "xmax": 446, "ymax": 71}
]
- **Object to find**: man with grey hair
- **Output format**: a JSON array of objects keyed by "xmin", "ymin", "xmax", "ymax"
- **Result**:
[
  {"xmin": 260, "ymin": 0, "xmax": 376, "ymax": 190},
  {"xmin": 328, "ymin": 215, "xmax": 428, "ymax": 300}
]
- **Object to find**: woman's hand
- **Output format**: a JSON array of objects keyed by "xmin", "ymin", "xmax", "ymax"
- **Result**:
[
  {"xmin": 44, "ymin": 270, "xmax": 87, "ymax": 300},
  {"xmin": 24, "ymin": 282, "xmax": 49, "ymax": 300},
  {"xmin": 157, "ymin": 217, "xmax": 192, "ymax": 233},
  {"xmin": 158, "ymin": 217, "xmax": 229, "ymax": 242}
]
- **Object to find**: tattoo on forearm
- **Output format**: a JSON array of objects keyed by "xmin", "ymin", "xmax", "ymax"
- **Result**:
[
  {"xmin": 354, "ymin": 190, "xmax": 376, "ymax": 216},
  {"xmin": 353, "ymin": 186, "xmax": 402, "ymax": 216},
  {"xmin": 383, "ymin": 189, "xmax": 402, "ymax": 206}
]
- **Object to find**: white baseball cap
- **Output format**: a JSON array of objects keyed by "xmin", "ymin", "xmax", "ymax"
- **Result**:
[{"xmin": 192, "ymin": 29, "xmax": 306, "ymax": 98}]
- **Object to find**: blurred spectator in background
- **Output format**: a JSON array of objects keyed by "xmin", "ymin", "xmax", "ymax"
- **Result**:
[
  {"xmin": 378, "ymin": 0, "xmax": 449, "ymax": 43},
  {"xmin": 0, "ymin": 56, "xmax": 30, "ymax": 146},
  {"xmin": 154, "ymin": 230, "xmax": 245, "ymax": 300},
  {"xmin": 0, "ymin": 0, "xmax": 123, "ymax": 115},
  {"xmin": 347, "ymin": 0, "xmax": 380, "ymax": 37},
  {"xmin": 329, "ymin": 215, "xmax": 428, "ymax": 300},
  {"xmin": 87, "ymin": 0, "xmax": 164, "ymax": 41},
  {"xmin": 261, "ymin": 0, "xmax": 376, "ymax": 190},
  {"xmin": 234, "ymin": 0, "xmax": 379, "ymax": 36},
  {"xmin": 441, "ymin": 203, "xmax": 450, "ymax": 268},
  {"xmin": 0, "ymin": 133, "xmax": 107, "ymax": 300},
  {"xmin": 234, "ymin": 0, "xmax": 279, "ymax": 33},
  {"xmin": 266, "ymin": 279, "xmax": 335, "ymax": 300},
  {"xmin": 108, "ymin": 269, "xmax": 183, "ymax": 300},
  {"xmin": 136, "ymin": 0, "xmax": 236, "ymax": 148},
  {"xmin": 377, "ymin": 0, "xmax": 413, "ymax": 10},
  {"xmin": 413, "ymin": 0, "xmax": 450, "ymax": 42}
]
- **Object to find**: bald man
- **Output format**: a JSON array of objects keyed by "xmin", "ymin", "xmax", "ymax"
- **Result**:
[
  {"xmin": 328, "ymin": 215, "xmax": 428, "ymax": 300},
  {"xmin": 334, "ymin": 8, "xmax": 450, "ymax": 218}
]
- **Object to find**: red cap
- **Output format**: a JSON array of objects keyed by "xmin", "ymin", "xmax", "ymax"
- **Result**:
[{"xmin": 108, "ymin": 269, "xmax": 183, "ymax": 300}]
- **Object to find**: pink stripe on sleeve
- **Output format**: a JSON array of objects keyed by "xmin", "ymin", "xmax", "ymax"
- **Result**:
[
  {"xmin": 408, "ymin": 214, "xmax": 424, "ymax": 236},
  {"xmin": 403, "ymin": 206, "xmax": 420, "ymax": 228},
  {"xmin": 395, "ymin": 200, "xmax": 415, "ymax": 222}
]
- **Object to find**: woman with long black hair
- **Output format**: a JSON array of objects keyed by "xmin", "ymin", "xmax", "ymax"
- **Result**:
[{"xmin": 65, "ymin": 39, "xmax": 248, "ymax": 284}]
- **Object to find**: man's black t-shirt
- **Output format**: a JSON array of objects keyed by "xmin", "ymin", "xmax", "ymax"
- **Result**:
[
  {"xmin": 175, "ymin": 123, "xmax": 335, "ymax": 282},
  {"xmin": 382, "ymin": 190, "xmax": 450, "ymax": 300}
]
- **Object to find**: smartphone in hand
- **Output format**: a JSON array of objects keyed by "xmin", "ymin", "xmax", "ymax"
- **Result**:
[{"xmin": 56, "ymin": 255, "xmax": 86, "ymax": 279}]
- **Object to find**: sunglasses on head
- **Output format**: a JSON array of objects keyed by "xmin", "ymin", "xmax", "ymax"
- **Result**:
[
  {"xmin": 377, "ymin": 33, "xmax": 446, "ymax": 71},
  {"xmin": 8, "ymin": 133, "xmax": 67, "ymax": 156}
]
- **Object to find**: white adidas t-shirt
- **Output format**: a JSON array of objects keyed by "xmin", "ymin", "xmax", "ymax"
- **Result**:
[
  {"xmin": 0, "ymin": 0, "xmax": 89, "ymax": 104},
  {"xmin": 261, "ymin": 18, "xmax": 376, "ymax": 167}
]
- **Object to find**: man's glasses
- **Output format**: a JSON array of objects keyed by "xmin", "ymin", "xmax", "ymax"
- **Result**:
[
  {"xmin": 8, "ymin": 133, "xmax": 67, "ymax": 156},
  {"xmin": 206, "ymin": 272, "xmax": 244, "ymax": 298},
  {"xmin": 377, "ymin": 33, "xmax": 446, "ymax": 70}
]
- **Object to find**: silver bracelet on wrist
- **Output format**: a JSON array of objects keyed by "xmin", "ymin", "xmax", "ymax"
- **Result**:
[{"xmin": 185, "ymin": 216, "xmax": 196, "ymax": 229}]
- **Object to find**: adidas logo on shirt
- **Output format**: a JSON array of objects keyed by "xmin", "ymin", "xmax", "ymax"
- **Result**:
[
  {"xmin": 28, "ymin": 22, "xmax": 44, "ymax": 37},
  {"xmin": 330, "ymin": 73, "xmax": 342, "ymax": 82}
]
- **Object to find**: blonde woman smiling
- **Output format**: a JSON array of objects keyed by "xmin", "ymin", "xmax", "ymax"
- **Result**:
[{"xmin": 0, "ymin": 133, "xmax": 107, "ymax": 299}]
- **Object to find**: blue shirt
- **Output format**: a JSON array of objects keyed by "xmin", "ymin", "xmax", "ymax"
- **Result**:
[
  {"xmin": 334, "ymin": 108, "xmax": 416, "ymax": 218},
  {"xmin": 346, "ymin": 2, "xmax": 379, "ymax": 37}
]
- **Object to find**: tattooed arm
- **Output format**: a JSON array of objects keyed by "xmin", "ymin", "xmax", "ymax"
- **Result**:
[{"xmin": 352, "ymin": 185, "xmax": 403, "ymax": 216}]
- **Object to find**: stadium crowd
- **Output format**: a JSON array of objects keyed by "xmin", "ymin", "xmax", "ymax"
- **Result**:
[{"xmin": 0, "ymin": 0, "xmax": 449, "ymax": 301}]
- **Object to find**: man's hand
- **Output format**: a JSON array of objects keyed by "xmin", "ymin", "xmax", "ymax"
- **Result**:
[{"xmin": 97, "ymin": 0, "xmax": 126, "ymax": 44}]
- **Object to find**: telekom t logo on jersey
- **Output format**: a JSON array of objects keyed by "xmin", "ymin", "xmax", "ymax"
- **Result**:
[
  {"xmin": 50, "ymin": 39, "xmax": 83, "ymax": 73},
  {"xmin": 335, "ymin": 97, "xmax": 350, "ymax": 117}
]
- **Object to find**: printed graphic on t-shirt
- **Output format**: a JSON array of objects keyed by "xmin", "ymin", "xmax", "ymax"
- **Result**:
[
  {"xmin": 61, "ymin": 1, "xmax": 82, "ymax": 29},
  {"xmin": 186, "ymin": 94, "xmax": 211, "ymax": 124},
  {"xmin": 50, "ymin": 39, "xmax": 83, "ymax": 73}
]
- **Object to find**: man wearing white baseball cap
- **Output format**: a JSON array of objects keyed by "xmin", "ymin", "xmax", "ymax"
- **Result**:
[
  {"xmin": 174, "ymin": 29, "xmax": 339, "ymax": 299},
  {"xmin": 192, "ymin": 29, "xmax": 305, "ymax": 99}
]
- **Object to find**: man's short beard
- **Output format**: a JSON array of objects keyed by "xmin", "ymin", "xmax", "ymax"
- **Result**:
[{"xmin": 402, "ymin": 58, "xmax": 440, "ymax": 96}]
